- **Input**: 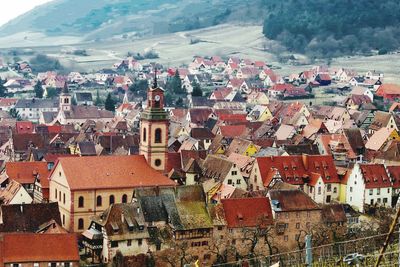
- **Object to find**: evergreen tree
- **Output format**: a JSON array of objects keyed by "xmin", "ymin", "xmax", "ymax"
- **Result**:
[
  {"xmin": 34, "ymin": 81, "xmax": 44, "ymax": 98},
  {"xmin": 191, "ymin": 80, "xmax": 202, "ymax": 97},
  {"xmin": 105, "ymin": 93, "xmax": 115, "ymax": 112},
  {"xmin": 0, "ymin": 78, "xmax": 6, "ymax": 97},
  {"xmin": 46, "ymin": 87, "xmax": 58, "ymax": 99},
  {"xmin": 172, "ymin": 70, "xmax": 183, "ymax": 94},
  {"xmin": 9, "ymin": 108, "xmax": 21, "ymax": 120},
  {"xmin": 95, "ymin": 89, "xmax": 103, "ymax": 106},
  {"xmin": 175, "ymin": 97, "xmax": 184, "ymax": 108}
]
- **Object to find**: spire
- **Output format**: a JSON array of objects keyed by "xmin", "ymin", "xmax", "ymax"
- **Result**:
[
  {"xmin": 123, "ymin": 90, "xmax": 129, "ymax": 104},
  {"xmin": 152, "ymin": 67, "xmax": 158, "ymax": 89},
  {"xmin": 62, "ymin": 82, "xmax": 69, "ymax": 95}
]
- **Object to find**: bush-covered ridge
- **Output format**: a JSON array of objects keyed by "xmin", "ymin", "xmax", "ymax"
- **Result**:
[{"xmin": 262, "ymin": 0, "xmax": 400, "ymax": 57}]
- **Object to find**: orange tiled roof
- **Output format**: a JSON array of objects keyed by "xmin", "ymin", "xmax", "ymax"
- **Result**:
[
  {"xmin": 6, "ymin": 162, "xmax": 50, "ymax": 186},
  {"xmin": 53, "ymin": 155, "xmax": 176, "ymax": 190},
  {"xmin": 1, "ymin": 233, "xmax": 79, "ymax": 263}
]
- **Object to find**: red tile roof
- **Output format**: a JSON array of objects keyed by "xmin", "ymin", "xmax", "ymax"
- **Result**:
[
  {"xmin": 359, "ymin": 164, "xmax": 391, "ymax": 189},
  {"xmin": 6, "ymin": 162, "xmax": 50, "ymax": 186},
  {"xmin": 219, "ymin": 125, "xmax": 247, "ymax": 138},
  {"xmin": 376, "ymin": 84, "xmax": 400, "ymax": 96},
  {"xmin": 388, "ymin": 166, "xmax": 400, "ymax": 189},
  {"xmin": 52, "ymin": 155, "xmax": 176, "ymax": 190},
  {"xmin": 269, "ymin": 189, "xmax": 320, "ymax": 212},
  {"xmin": 221, "ymin": 197, "xmax": 273, "ymax": 228},
  {"xmin": 15, "ymin": 121, "xmax": 33, "ymax": 134},
  {"xmin": 256, "ymin": 155, "xmax": 340, "ymax": 186},
  {"xmin": 1, "ymin": 233, "xmax": 79, "ymax": 263},
  {"xmin": 270, "ymin": 83, "xmax": 295, "ymax": 92}
]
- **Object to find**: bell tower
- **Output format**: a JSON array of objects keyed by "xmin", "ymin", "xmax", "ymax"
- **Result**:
[
  {"xmin": 60, "ymin": 83, "xmax": 71, "ymax": 111},
  {"xmin": 139, "ymin": 73, "xmax": 169, "ymax": 172}
]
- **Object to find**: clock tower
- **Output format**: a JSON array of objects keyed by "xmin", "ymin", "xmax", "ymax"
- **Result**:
[{"xmin": 139, "ymin": 76, "xmax": 169, "ymax": 172}]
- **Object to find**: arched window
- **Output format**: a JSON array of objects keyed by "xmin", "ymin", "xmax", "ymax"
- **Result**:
[
  {"xmin": 122, "ymin": 194, "xmax": 128, "ymax": 203},
  {"xmin": 78, "ymin": 196, "xmax": 84, "ymax": 208},
  {"xmin": 155, "ymin": 128, "xmax": 162, "ymax": 143},
  {"xmin": 155, "ymin": 159, "xmax": 162, "ymax": 167},
  {"xmin": 109, "ymin": 195, "xmax": 115, "ymax": 205},
  {"xmin": 143, "ymin": 128, "xmax": 147, "ymax": 142},
  {"xmin": 78, "ymin": 218, "xmax": 84, "ymax": 230},
  {"xmin": 97, "ymin": 196, "xmax": 102, "ymax": 207},
  {"xmin": 64, "ymin": 98, "xmax": 69, "ymax": 104}
]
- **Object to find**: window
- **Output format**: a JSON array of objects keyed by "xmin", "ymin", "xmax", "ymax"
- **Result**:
[
  {"xmin": 350, "ymin": 187, "xmax": 353, "ymax": 193},
  {"xmin": 142, "ymin": 128, "xmax": 147, "ymax": 142},
  {"xmin": 333, "ymin": 187, "xmax": 337, "ymax": 194},
  {"xmin": 78, "ymin": 218, "xmax": 84, "ymax": 230},
  {"xmin": 109, "ymin": 195, "xmax": 115, "ymax": 205},
  {"xmin": 383, "ymin": 198, "xmax": 388, "ymax": 204},
  {"xmin": 63, "ymin": 193, "xmax": 66, "ymax": 204},
  {"xmin": 111, "ymin": 241, "xmax": 118, "ymax": 248},
  {"xmin": 377, "ymin": 188, "xmax": 381, "ymax": 195},
  {"xmin": 62, "ymin": 214, "xmax": 65, "ymax": 225},
  {"xmin": 327, "ymin": 184, "xmax": 331, "ymax": 192},
  {"xmin": 97, "ymin": 196, "xmax": 102, "ymax": 207},
  {"xmin": 127, "ymin": 240, "xmax": 132, "ymax": 246},
  {"xmin": 231, "ymin": 171, "xmax": 237, "ymax": 176},
  {"xmin": 64, "ymin": 263, "xmax": 70, "ymax": 267},
  {"xmin": 78, "ymin": 196, "xmax": 84, "ymax": 208},
  {"xmin": 59, "ymin": 191, "xmax": 61, "ymax": 201},
  {"xmin": 227, "ymin": 179, "xmax": 232, "ymax": 185},
  {"xmin": 138, "ymin": 239, "xmax": 143, "ymax": 246},
  {"xmin": 237, "ymin": 179, "xmax": 241, "ymax": 185},
  {"xmin": 122, "ymin": 194, "xmax": 128, "ymax": 203},
  {"xmin": 55, "ymin": 189, "xmax": 57, "ymax": 199},
  {"xmin": 155, "ymin": 128, "xmax": 162, "ymax": 143},
  {"xmin": 155, "ymin": 159, "xmax": 162, "ymax": 167},
  {"xmin": 50, "ymin": 263, "xmax": 57, "ymax": 267},
  {"xmin": 388, "ymin": 188, "xmax": 391, "ymax": 193}
]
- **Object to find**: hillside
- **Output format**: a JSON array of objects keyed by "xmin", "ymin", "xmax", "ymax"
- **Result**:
[
  {"xmin": 262, "ymin": 0, "xmax": 400, "ymax": 58},
  {"xmin": 0, "ymin": 0, "xmax": 265, "ymax": 41}
]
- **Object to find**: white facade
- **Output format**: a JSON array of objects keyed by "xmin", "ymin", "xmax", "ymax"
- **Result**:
[{"xmin": 346, "ymin": 164, "xmax": 392, "ymax": 212}]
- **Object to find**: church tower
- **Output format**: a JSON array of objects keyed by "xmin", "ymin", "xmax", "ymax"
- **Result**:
[
  {"xmin": 59, "ymin": 83, "xmax": 72, "ymax": 111},
  {"xmin": 139, "ymin": 75, "xmax": 169, "ymax": 172}
]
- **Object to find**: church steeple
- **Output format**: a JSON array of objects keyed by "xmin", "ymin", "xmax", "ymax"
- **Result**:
[
  {"xmin": 60, "ymin": 83, "xmax": 71, "ymax": 111},
  {"xmin": 139, "ymin": 71, "xmax": 169, "ymax": 172}
]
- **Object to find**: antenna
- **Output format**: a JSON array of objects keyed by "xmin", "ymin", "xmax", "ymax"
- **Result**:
[{"xmin": 152, "ymin": 67, "xmax": 158, "ymax": 89}]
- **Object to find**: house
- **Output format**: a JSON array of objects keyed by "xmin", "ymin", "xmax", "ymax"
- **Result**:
[
  {"xmin": 345, "ymin": 95, "xmax": 372, "ymax": 110},
  {"xmin": 0, "ymin": 233, "xmax": 80, "ymax": 266},
  {"xmin": 0, "ymin": 202, "xmax": 61, "ymax": 232},
  {"xmin": 376, "ymin": 84, "xmax": 400, "ymax": 100},
  {"xmin": 268, "ymin": 189, "xmax": 322, "ymax": 252},
  {"xmin": 75, "ymin": 92, "xmax": 93, "ymax": 106},
  {"xmin": 14, "ymin": 99, "xmax": 59, "ymax": 122},
  {"xmin": 221, "ymin": 197, "xmax": 274, "ymax": 255},
  {"xmin": 202, "ymin": 155, "xmax": 247, "ymax": 190},
  {"xmin": 346, "ymin": 164, "xmax": 392, "ymax": 212},
  {"xmin": 267, "ymin": 84, "xmax": 295, "ymax": 98},
  {"xmin": 15, "ymin": 121, "xmax": 34, "ymax": 134},
  {"xmin": 225, "ymin": 138, "xmax": 260, "ymax": 157},
  {"xmin": 0, "ymin": 180, "xmax": 32, "ymax": 205},
  {"xmin": 369, "ymin": 111, "xmax": 398, "ymax": 134},
  {"xmin": 83, "ymin": 202, "xmax": 149, "ymax": 264},
  {"xmin": 136, "ymin": 185, "xmax": 214, "ymax": 265},
  {"xmin": 365, "ymin": 128, "xmax": 400, "ymax": 151},
  {"xmin": 315, "ymin": 74, "xmax": 332, "ymax": 86},
  {"xmin": 274, "ymin": 124, "xmax": 296, "ymax": 141},
  {"xmin": 247, "ymin": 105, "xmax": 273, "ymax": 122},
  {"xmin": 366, "ymin": 70, "xmax": 384, "ymax": 81},
  {"xmin": 3, "ymin": 161, "xmax": 51, "ymax": 199},
  {"xmin": 54, "ymin": 91, "xmax": 114, "ymax": 125},
  {"xmin": 247, "ymin": 91, "xmax": 270, "ymax": 105},
  {"xmin": 249, "ymin": 155, "xmax": 340, "ymax": 203},
  {"xmin": 0, "ymin": 98, "xmax": 17, "ymax": 111},
  {"xmin": 49, "ymin": 155, "xmax": 176, "ymax": 232},
  {"xmin": 351, "ymin": 86, "xmax": 374, "ymax": 101},
  {"xmin": 315, "ymin": 134, "xmax": 358, "ymax": 166}
]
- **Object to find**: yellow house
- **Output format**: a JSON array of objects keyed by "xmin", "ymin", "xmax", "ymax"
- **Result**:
[
  {"xmin": 247, "ymin": 105, "xmax": 273, "ymax": 122},
  {"xmin": 226, "ymin": 138, "xmax": 260, "ymax": 157},
  {"xmin": 49, "ymin": 155, "xmax": 175, "ymax": 232},
  {"xmin": 247, "ymin": 92, "xmax": 270, "ymax": 105}
]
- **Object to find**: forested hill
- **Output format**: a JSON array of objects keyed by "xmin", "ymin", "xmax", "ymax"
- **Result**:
[{"xmin": 262, "ymin": 0, "xmax": 400, "ymax": 57}]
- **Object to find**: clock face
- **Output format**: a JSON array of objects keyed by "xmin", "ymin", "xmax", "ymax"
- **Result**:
[{"xmin": 155, "ymin": 95, "xmax": 161, "ymax": 101}]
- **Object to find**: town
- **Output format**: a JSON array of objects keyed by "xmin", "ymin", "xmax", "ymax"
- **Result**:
[{"xmin": 0, "ymin": 53, "xmax": 400, "ymax": 267}]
